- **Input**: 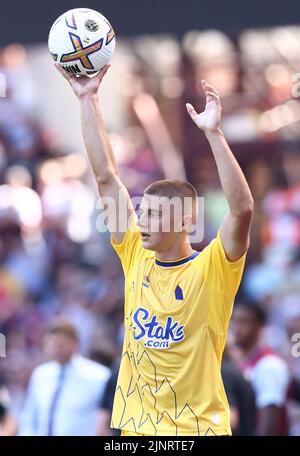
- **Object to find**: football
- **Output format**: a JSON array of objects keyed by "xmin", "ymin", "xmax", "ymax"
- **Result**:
[{"xmin": 48, "ymin": 8, "xmax": 116, "ymax": 76}]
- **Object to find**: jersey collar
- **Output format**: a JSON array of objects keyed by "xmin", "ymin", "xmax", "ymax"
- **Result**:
[{"xmin": 155, "ymin": 251, "xmax": 200, "ymax": 267}]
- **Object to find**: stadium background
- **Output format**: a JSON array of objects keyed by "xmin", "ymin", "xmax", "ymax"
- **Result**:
[{"xmin": 1, "ymin": 0, "xmax": 300, "ymax": 435}]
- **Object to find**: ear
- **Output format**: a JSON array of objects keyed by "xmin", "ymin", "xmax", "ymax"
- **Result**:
[{"xmin": 182, "ymin": 214, "xmax": 194, "ymax": 234}]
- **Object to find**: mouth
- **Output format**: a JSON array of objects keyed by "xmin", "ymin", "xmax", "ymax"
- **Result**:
[{"xmin": 141, "ymin": 232, "xmax": 151, "ymax": 240}]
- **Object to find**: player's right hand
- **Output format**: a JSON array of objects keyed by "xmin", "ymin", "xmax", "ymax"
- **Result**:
[{"xmin": 55, "ymin": 63, "xmax": 110, "ymax": 99}]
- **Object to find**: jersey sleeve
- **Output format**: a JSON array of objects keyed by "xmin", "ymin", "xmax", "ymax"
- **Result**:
[
  {"xmin": 204, "ymin": 228, "xmax": 247, "ymax": 334},
  {"xmin": 110, "ymin": 213, "xmax": 147, "ymax": 276}
]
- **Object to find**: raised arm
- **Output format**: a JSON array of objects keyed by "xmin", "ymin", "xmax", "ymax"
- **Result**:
[
  {"xmin": 56, "ymin": 64, "xmax": 134, "ymax": 244},
  {"xmin": 186, "ymin": 80, "xmax": 254, "ymax": 261}
]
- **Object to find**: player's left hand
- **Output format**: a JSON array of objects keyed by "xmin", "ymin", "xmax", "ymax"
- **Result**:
[{"xmin": 186, "ymin": 80, "xmax": 222, "ymax": 133}]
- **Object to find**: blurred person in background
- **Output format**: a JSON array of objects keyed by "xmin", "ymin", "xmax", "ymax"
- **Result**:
[
  {"xmin": 96, "ymin": 360, "xmax": 121, "ymax": 436},
  {"xmin": 221, "ymin": 348, "xmax": 256, "ymax": 436},
  {"xmin": 19, "ymin": 318, "xmax": 110, "ymax": 436},
  {"xmin": 263, "ymin": 143, "xmax": 300, "ymax": 251},
  {"xmin": 280, "ymin": 300, "xmax": 300, "ymax": 435},
  {"xmin": 0, "ymin": 383, "xmax": 18, "ymax": 436},
  {"xmin": 231, "ymin": 301, "xmax": 290, "ymax": 435}
]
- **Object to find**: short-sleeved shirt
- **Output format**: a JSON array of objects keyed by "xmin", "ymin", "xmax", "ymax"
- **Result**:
[{"xmin": 111, "ymin": 217, "xmax": 247, "ymax": 436}]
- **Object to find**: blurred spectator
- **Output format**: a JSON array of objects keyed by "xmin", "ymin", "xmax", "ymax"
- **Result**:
[
  {"xmin": 19, "ymin": 318, "xmax": 110, "ymax": 436},
  {"xmin": 0, "ymin": 383, "xmax": 17, "ymax": 436},
  {"xmin": 96, "ymin": 360, "xmax": 120, "ymax": 436},
  {"xmin": 222, "ymin": 349, "xmax": 256, "ymax": 436},
  {"xmin": 231, "ymin": 301, "xmax": 290, "ymax": 435}
]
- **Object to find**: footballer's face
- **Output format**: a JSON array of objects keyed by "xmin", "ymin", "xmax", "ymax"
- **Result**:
[{"xmin": 137, "ymin": 193, "xmax": 190, "ymax": 252}]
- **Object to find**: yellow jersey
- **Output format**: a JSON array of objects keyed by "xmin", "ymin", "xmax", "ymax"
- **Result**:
[{"xmin": 111, "ymin": 217, "xmax": 247, "ymax": 436}]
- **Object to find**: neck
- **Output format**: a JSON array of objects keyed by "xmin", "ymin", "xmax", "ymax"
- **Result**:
[{"xmin": 155, "ymin": 242, "xmax": 195, "ymax": 262}]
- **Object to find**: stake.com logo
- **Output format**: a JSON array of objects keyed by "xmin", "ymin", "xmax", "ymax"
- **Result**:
[{"xmin": 132, "ymin": 307, "xmax": 185, "ymax": 349}]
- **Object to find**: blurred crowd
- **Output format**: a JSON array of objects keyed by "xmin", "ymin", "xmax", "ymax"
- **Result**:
[{"xmin": 1, "ymin": 27, "xmax": 300, "ymax": 436}]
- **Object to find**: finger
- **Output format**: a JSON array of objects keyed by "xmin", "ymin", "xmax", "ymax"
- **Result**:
[
  {"xmin": 55, "ymin": 63, "xmax": 74, "ymax": 83},
  {"xmin": 201, "ymin": 79, "xmax": 218, "ymax": 92},
  {"xmin": 186, "ymin": 103, "xmax": 198, "ymax": 121},
  {"xmin": 201, "ymin": 80, "xmax": 220, "ymax": 97},
  {"xmin": 101, "ymin": 63, "xmax": 111, "ymax": 75},
  {"xmin": 205, "ymin": 91, "xmax": 220, "ymax": 104},
  {"xmin": 94, "ymin": 64, "xmax": 111, "ymax": 83},
  {"xmin": 55, "ymin": 63, "xmax": 70, "ymax": 79}
]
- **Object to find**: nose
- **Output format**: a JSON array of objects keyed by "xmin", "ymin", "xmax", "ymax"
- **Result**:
[{"xmin": 137, "ymin": 211, "xmax": 147, "ymax": 228}]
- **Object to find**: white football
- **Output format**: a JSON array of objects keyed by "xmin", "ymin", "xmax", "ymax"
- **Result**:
[{"xmin": 48, "ymin": 8, "xmax": 116, "ymax": 76}]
